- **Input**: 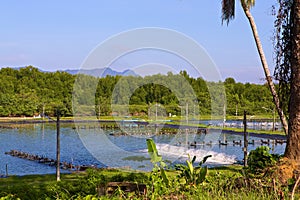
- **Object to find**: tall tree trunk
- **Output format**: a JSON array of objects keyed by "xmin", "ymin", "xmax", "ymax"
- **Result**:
[
  {"xmin": 285, "ymin": 0, "xmax": 300, "ymax": 161},
  {"xmin": 241, "ymin": 2, "xmax": 289, "ymax": 135}
]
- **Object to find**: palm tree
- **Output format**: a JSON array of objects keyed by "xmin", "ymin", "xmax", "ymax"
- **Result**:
[{"xmin": 221, "ymin": 0, "xmax": 289, "ymax": 135}]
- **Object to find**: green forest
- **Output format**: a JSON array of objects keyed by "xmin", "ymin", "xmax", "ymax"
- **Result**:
[{"xmin": 0, "ymin": 66, "xmax": 276, "ymax": 118}]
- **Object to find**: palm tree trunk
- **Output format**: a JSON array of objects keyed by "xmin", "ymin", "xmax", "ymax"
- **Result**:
[
  {"xmin": 284, "ymin": 0, "xmax": 300, "ymax": 161},
  {"xmin": 240, "ymin": 2, "xmax": 289, "ymax": 135}
]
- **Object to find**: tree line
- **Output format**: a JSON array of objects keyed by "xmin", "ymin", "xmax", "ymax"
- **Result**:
[{"xmin": 0, "ymin": 66, "xmax": 277, "ymax": 118}]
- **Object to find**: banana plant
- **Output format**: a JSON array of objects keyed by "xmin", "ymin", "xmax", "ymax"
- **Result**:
[
  {"xmin": 147, "ymin": 138, "xmax": 162, "ymax": 164},
  {"xmin": 175, "ymin": 154, "xmax": 212, "ymax": 186},
  {"xmin": 146, "ymin": 138, "xmax": 169, "ymax": 186}
]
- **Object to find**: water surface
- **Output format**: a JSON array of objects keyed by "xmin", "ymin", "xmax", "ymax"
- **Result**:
[{"xmin": 0, "ymin": 123, "xmax": 286, "ymax": 175}]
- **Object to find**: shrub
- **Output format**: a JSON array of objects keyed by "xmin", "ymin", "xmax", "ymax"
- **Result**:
[
  {"xmin": 175, "ymin": 154, "xmax": 211, "ymax": 187},
  {"xmin": 247, "ymin": 146, "xmax": 280, "ymax": 174}
]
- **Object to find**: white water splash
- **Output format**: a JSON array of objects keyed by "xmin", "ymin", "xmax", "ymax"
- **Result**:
[{"xmin": 154, "ymin": 143, "xmax": 237, "ymax": 165}]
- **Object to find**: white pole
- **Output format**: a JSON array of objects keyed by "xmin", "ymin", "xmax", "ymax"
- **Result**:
[{"xmin": 186, "ymin": 103, "xmax": 188, "ymax": 124}]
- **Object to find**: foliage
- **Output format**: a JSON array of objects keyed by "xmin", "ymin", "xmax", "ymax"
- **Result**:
[
  {"xmin": 175, "ymin": 154, "xmax": 212, "ymax": 186},
  {"xmin": 247, "ymin": 146, "xmax": 281, "ymax": 174},
  {"xmin": 0, "ymin": 66, "xmax": 280, "ymax": 117},
  {"xmin": 0, "ymin": 194, "xmax": 20, "ymax": 200},
  {"xmin": 48, "ymin": 169, "xmax": 148, "ymax": 199},
  {"xmin": 146, "ymin": 138, "xmax": 170, "ymax": 198},
  {"xmin": 0, "ymin": 66, "xmax": 75, "ymax": 117},
  {"xmin": 146, "ymin": 139, "xmax": 212, "ymax": 198},
  {"xmin": 273, "ymin": 0, "xmax": 293, "ymax": 116},
  {"xmin": 0, "ymin": 167, "xmax": 295, "ymax": 200}
]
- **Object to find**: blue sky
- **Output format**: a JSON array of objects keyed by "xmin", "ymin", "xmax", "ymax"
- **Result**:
[{"xmin": 0, "ymin": 0, "xmax": 278, "ymax": 83}]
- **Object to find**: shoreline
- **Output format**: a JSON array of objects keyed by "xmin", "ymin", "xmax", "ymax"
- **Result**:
[{"xmin": 0, "ymin": 118, "xmax": 286, "ymax": 140}]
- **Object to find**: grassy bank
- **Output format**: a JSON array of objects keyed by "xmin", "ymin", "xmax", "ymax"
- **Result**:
[
  {"xmin": 0, "ymin": 166, "xmax": 297, "ymax": 200},
  {"xmin": 0, "ymin": 114, "xmax": 279, "ymax": 122}
]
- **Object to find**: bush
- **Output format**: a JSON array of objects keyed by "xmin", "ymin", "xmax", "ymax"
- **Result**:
[
  {"xmin": 247, "ymin": 146, "xmax": 280, "ymax": 174},
  {"xmin": 0, "ymin": 194, "xmax": 20, "ymax": 200}
]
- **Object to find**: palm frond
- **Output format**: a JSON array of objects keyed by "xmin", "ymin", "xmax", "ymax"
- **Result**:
[
  {"xmin": 222, "ymin": 0, "xmax": 235, "ymax": 25},
  {"xmin": 246, "ymin": 0, "xmax": 255, "ymax": 8},
  {"xmin": 241, "ymin": 0, "xmax": 256, "ymax": 10}
]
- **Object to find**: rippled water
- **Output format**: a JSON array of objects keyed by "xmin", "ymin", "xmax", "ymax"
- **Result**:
[{"xmin": 0, "ymin": 123, "xmax": 286, "ymax": 175}]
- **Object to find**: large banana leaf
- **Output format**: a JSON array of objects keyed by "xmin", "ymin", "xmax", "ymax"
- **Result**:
[
  {"xmin": 196, "ymin": 166, "xmax": 208, "ymax": 184},
  {"xmin": 199, "ymin": 155, "xmax": 212, "ymax": 166},
  {"xmin": 146, "ymin": 138, "xmax": 162, "ymax": 163}
]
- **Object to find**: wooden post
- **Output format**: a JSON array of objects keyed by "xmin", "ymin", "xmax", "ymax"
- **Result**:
[
  {"xmin": 155, "ymin": 103, "xmax": 157, "ymax": 121},
  {"xmin": 243, "ymin": 110, "xmax": 248, "ymax": 167},
  {"xmin": 5, "ymin": 164, "xmax": 8, "ymax": 176},
  {"xmin": 56, "ymin": 109, "xmax": 61, "ymax": 181}
]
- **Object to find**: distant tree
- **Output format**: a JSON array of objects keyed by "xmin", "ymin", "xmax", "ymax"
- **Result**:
[
  {"xmin": 224, "ymin": 77, "xmax": 236, "ymax": 85},
  {"xmin": 0, "ymin": 66, "xmax": 280, "ymax": 119}
]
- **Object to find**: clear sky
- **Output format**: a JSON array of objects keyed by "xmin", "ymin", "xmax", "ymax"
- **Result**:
[{"xmin": 0, "ymin": 0, "xmax": 278, "ymax": 83}]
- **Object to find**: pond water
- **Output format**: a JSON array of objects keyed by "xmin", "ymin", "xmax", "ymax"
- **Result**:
[{"xmin": 0, "ymin": 123, "xmax": 286, "ymax": 176}]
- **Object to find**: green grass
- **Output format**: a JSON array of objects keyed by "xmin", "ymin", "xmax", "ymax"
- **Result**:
[
  {"xmin": 216, "ymin": 126, "xmax": 285, "ymax": 135},
  {"xmin": 1, "ymin": 166, "xmax": 297, "ymax": 200},
  {"xmin": 0, "ymin": 173, "xmax": 83, "ymax": 188},
  {"xmin": 0, "ymin": 173, "xmax": 81, "ymax": 198}
]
